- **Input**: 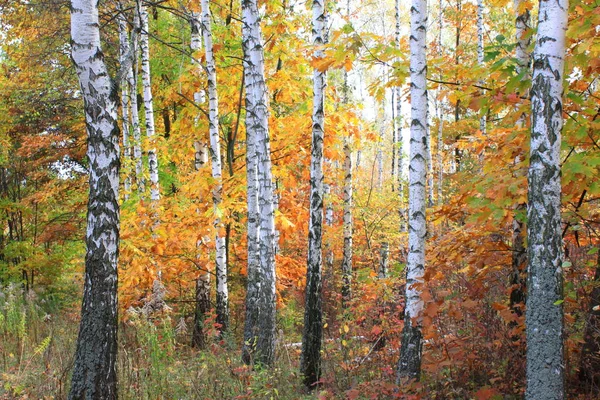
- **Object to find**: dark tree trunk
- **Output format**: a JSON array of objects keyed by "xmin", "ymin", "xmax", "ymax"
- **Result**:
[{"xmin": 579, "ymin": 252, "xmax": 600, "ymax": 392}]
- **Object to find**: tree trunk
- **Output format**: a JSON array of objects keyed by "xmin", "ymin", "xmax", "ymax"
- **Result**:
[
  {"xmin": 139, "ymin": 2, "xmax": 160, "ymax": 202},
  {"xmin": 118, "ymin": 3, "xmax": 132, "ymax": 200},
  {"xmin": 477, "ymin": 0, "xmax": 486, "ymax": 135},
  {"xmin": 509, "ymin": 0, "xmax": 531, "ymax": 319},
  {"xmin": 525, "ymin": 0, "xmax": 567, "ymax": 397},
  {"xmin": 341, "ymin": 140, "xmax": 353, "ymax": 307},
  {"xmin": 397, "ymin": 0, "xmax": 427, "ymax": 382},
  {"xmin": 68, "ymin": 1, "xmax": 120, "ymax": 398},
  {"xmin": 301, "ymin": 0, "xmax": 327, "ymax": 387},
  {"xmin": 379, "ymin": 242, "xmax": 389, "ymax": 279},
  {"xmin": 192, "ymin": 267, "xmax": 211, "ymax": 349},
  {"xmin": 201, "ymin": 0, "xmax": 229, "ymax": 334},
  {"xmin": 130, "ymin": 11, "xmax": 144, "ymax": 196},
  {"xmin": 241, "ymin": 0, "xmax": 277, "ymax": 367}
]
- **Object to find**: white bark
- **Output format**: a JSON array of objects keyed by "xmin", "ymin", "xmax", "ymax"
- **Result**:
[
  {"xmin": 398, "ymin": 0, "xmax": 427, "ymax": 382},
  {"xmin": 118, "ymin": 5, "xmax": 131, "ymax": 199},
  {"xmin": 477, "ymin": 0, "xmax": 486, "ymax": 135},
  {"xmin": 301, "ymin": 0, "xmax": 327, "ymax": 385},
  {"xmin": 342, "ymin": 139, "xmax": 353, "ymax": 305},
  {"xmin": 395, "ymin": 0, "xmax": 403, "ymax": 195},
  {"xmin": 436, "ymin": 0, "xmax": 443, "ymax": 204},
  {"xmin": 241, "ymin": 0, "xmax": 277, "ymax": 367},
  {"xmin": 201, "ymin": 0, "xmax": 228, "ymax": 333},
  {"xmin": 130, "ymin": 11, "xmax": 144, "ymax": 195},
  {"xmin": 526, "ymin": 0, "xmax": 567, "ymax": 398},
  {"xmin": 69, "ymin": 0, "xmax": 120, "ymax": 397},
  {"xmin": 139, "ymin": 2, "xmax": 160, "ymax": 202}
]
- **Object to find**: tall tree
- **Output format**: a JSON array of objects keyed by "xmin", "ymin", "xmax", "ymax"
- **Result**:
[
  {"xmin": 397, "ymin": 0, "xmax": 427, "ymax": 382},
  {"xmin": 118, "ymin": 3, "xmax": 132, "ymax": 199},
  {"xmin": 476, "ymin": 0, "xmax": 486, "ymax": 135},
  {"xmin": 509, "ymin": 0, "xmax": 531, "ymax": 319},
  {"xmin": 68, "ymin": 0, "xmax": 120, "ymax": 398},
  {"xmin": 300, "ymin": 0, "xmax": 327, "ymax": 387},
  {"xmin": 201, "ymin": 0, "xmax": 229, "ymax": 333},
  {"xmin": 241, "ymin": 0, "xmax": 277, "ymax": 367},
  {"xmin": 138, "ymin": 0, "xmax": 160, "ymax": 202},
  {"xmin": 129, "ymin": 9, "xmax": 144, "ymax": 195},
  {"xmin": 525, "ymin": 0, "xmax": 567, "ymax": 398}
]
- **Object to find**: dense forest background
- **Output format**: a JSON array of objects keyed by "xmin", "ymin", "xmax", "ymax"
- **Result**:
[{"xmin": 0, "ymin": 0, "xmax": 599, "ymax": 398}]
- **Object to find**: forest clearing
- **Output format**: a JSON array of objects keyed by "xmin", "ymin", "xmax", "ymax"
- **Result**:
[{"xmin": 0, "ymin": 0, "xmax": 599, "ymax": 398}]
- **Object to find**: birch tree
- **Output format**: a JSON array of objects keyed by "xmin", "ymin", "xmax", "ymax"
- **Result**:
[
  {"xmin": 118, "ymin": 4, "xmax": 132, "ymax": 199},
  {"xmin": 509, "ymin": 0, "xmax": 530, "ymax": 318},
  {"xmin": 189, "ymin": 5, "xmax": 212, "ymax": 349},
  {"xmin": 138, "ymin": 1, "xmax": 160, "ymax": 202},
  {"xmin": 300, "ymin": 0, "xmax": 327, "ymax": 387},
  {"xmin": 397, "ymin": 0, "xmax": 427, "ymax": 382},
  {"xmin": 130, "ymin": 10, "xmax": 144, "ymax": 195},
  {"xmin": 477, "ymin": 0, "xmax": 486, "ymax": 135},
  {"xmin": 525, "ymin": 0, "xmax": 567, "ymax": 398},
  {"xmin": 69, "ymin": 1, "xmax": 120, "ymax": 397},
  {"xmin": 241, "ymin": 0, "xmax": 277, "ymax": 367},
  {"xmin": 201, "ymin": 0, "xmax": 229, "ymax": 333}
]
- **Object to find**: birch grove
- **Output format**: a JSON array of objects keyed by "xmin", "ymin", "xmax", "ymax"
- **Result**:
[
  {"xmin": 241, "ymin": 0, "xmax": 277, "ymax": 367},
  {"xmin": 69, "ymin": 0, "xmax": 120, "ymax": 397},
  {"xmin": 526, "ymin": 0, "xmax": 568, "ymax": 398}
]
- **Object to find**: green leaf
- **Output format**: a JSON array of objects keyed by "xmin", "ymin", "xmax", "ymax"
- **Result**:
[{"xmin": 553, "ymin": 299, "xmax": 564, "ymax": 305}]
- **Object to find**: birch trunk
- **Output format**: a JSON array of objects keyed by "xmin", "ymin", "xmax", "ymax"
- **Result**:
[
  {"xmin": 341, "ymin": 140, "xmax": 353, "ymax": 307},
  {"xmin": 436, "ymin": 0, "xmax": 443, "ymax": 204},
  {"xmin": 139, "ymin": 2, "xmax": 160, "ymax": 202},
  {"xmin": 201, "ymin": 0, "xmax": 228, "ymax": 334},
  {"xmin": 510, "ymin": 0, "xmax": 531, "ymax": 318},
  {"xmin": 69, "ymin": 1, "xmax": 120, "ymax": 397},
  {"xmin": 477, "ymin": 0, "xmax": 486, "ymax": 135},
  {"xmin": 397, "ymin": 0, "xmax": 427, "ymax": 382},
  {"xmin": 525, "ymin": 0, "xmax": 567, "ymax": 397},
  {"xmin": 300, "ymin": 0, "xmax": 327, "ymax": 386},
  {"xmin": 118, "ymin": 4, "xmax": 131, "ymax": 199},
  {"xmin": 241, "ymin": 0, "xmax": 277, "ymax": 367},
  {"xmin": 129, "ymin": 12, "xmax": 144, "ymax": 195},
  {"xmin": 379, "ymin": 242, "xmax": 389, "ymax": 279}
]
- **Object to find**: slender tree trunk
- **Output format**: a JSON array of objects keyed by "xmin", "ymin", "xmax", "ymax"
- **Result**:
[
  {"xmin": 201, "ymin": 0, "xmax": 229, "ymax": 334},
  {"xmin": 379, "ymin": 242, "xmax": 389, "ymax": 279},
  {"xmin": 436, "ymin": 0, "xmax": 443, "ymax": 205},
  {"xmin": 477, "ymin": 0, "xmax": 486, "ymax": 135},
  {"xmin": 301, "ymin": 0, "xmax": 327, "ymax": 386},
  {"xmin": 69, "ymin": 1, "xmax": 120, "ymax": 398},
  {"xmin": 426, "ymin": 120, "xmax": 434, "ymax": 207},
  {"xmin": 509, "ymin": 0, "xmax": 531, "ymax": 318},
  {"xmin": 130, "ymin": 11, "xmax": 144, "ymax": 195},
  {"xmin": 139, "ymin": 1, "xmax": 160, "ymax": 202},
  {"xmin": 397, "ymin": 0, "xmax": 427, "ymax": 382},
  {"xmin": 525, "ymin": 0, "xmax": 567, "ymax": 397},
  {"xmin": 241, "ymin": 0, "xmax": 277, "ymax": 367},
  {"xmin": 118, "ymin": 3, "xmax": 132, "ymax": 200},
  {"xmin": 341, "ymin": 140, "xmax": 353, "ymax": 307}
]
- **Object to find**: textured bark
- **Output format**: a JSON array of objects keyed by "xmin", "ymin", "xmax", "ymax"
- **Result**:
[
  {"xmin": 201, "ymin": 0, "xmax": 228, "ymax": 334},
  {"xmin": 341, "ymin": 140, "xmax": 353, "ymax": 307},
  {"xmin": 477, "ymin": 0, "xmax": 486, "ymax": 135},
  {"xmin": 509, "ymin": 0, "xmax": 531, "ymax": 318},
  {"xmin": 525, "ymin": 0, "xmax": 567, "ymax": 398},
  {"xmin": 379, "ymin": 242, "xmax": 389, "ymax": 279},
  {"xmin": 118, "ymin": 4, "xmax": 132, "ymax": 199},
  {"xmin": 579, "ymin": 253, "xmax": 600, "ymax": 392},
  {"xmin": 69, "ymin": 1, "xmax": 120, "ymax": 398},
  {"xmin": 139, "ymin": 2, "xmax": 160, "ymax": 202},
  {"xmin": 129, "ymin": 11, "xmax": 144, "ymax": 196},
  {"xmin": 192, "ymin": 269, "xmax": 211, "ymax": 349},
  {"xmin": 301, "ymin": 0, "xmax": 327, "ymax": 387},
  {"xmin": 241, "ymin": 0, "xmax": 277, "ymax": 367},
  {"xmin": 397, "ymin": 0, "xmax": 427, "ymax": 382}
]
